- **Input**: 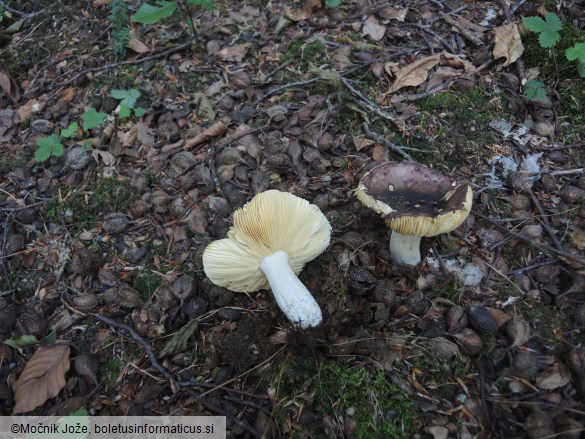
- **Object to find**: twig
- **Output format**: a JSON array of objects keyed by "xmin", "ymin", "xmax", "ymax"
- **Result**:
[
  {"xmin": 340, "ymin": 77, "xmax": 401, "ymax": 128},
  {"xmin": 1, "ymin": 212, "xmax": 14, "ymax": 291},
  {"xmin": 533, "ymin": 142, "xmax": 585, "ymax": 152},
  {"xmin": 404, "ymin": 23, "xmax": 457, "ymax": 54},
  {"xmin": 527, "ymin": 189, "xmax": 564, "ymax": 250},
  {"xmin": 46, "ymin": 40, "xmax": 196, "ymax": 104},
  {"xmin": 252, "ymin": 77, "xmax": 319, "ymax": 107},
  {"xmin": 0, "ymin": 1, "xmax": 44, "ymax": 18},
  {"xmin": 473, "ymin": 210, "xmax": 585, "ymax": 268},
  {"xmin": 505, "ymin": 260, "xmax": 556, "ymax": 275},
  {"xmin": 91, "ymin": 313, "xmax": 171, "ymax": 380},
  {"xmin": 362, "ymin": 123, "xmax": 414, "ymax": 161},
  {"xmin": 550, "ymin": 168, "xmax": 584, "ymax": 176},
  {"xmin": 441, "ymin": 13, "xmax": 484, "ymax": 47}
]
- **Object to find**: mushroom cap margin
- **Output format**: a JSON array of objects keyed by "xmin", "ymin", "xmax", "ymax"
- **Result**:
[
  {"xmin": 202, "ymin": 190, "xmax": 332, "ymax": 292},
  {"xmin": 356, "ymin": 162, "xmax": 473, "ymax": 237}
]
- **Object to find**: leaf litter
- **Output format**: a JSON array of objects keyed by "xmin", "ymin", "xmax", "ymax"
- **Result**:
[{"xmin": 0, "ymin": 0, "xmax": 584, "ymax": 436}]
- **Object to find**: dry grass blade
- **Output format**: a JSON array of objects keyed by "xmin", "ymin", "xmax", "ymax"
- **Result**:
[{"xmin": 12, "ymin": 343, "xmax": 71, "ymax": 414}]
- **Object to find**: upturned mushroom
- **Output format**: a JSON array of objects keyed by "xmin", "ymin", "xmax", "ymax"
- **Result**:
[
  {"xmin": 356, "ymin": 162, "xmax": 472, "ymax": 266},
  {"xmin": 202, "ymin": 190, "xmax": 331, "ymax": 328}
]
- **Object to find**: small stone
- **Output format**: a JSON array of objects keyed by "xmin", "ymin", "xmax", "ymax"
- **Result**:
[
  {"xmin": 512, "ymin": 351, "xmax": 538, "ymax": 378},
  {"xmin": 208, "ymin": 196, "xmax": 232, "ymax": 218},
  {"xmin": 561, "ymin": 186, "xmax": 585, "ymax": 204},
  {"xmin": 347, "ymin": 268, "xmax": 376, "ymax": 295},
  {"xmin": 31, "ymin": 119, "xmax": 51, "ymax": 133},
  {"xmin": 103, "ymin": 213, "xmax": 129, "ymax": 233}
]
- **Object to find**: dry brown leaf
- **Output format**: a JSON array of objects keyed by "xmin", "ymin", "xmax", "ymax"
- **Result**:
[
  {"xmin": 372, "ymin": 144, "xmax": 388, "ymax": 163},
  {"xmin": 216, "ymin": 43, "xmax": 251, "ymax": 62},
  {"xmin": 57, "ymin": 87, "xmax": 78, "ymax": 102},
  {"xmin": 363, "ymin": 16, "xmax": 386, "ymax": 41},
  {"xmin": 486, "ymin": 307, "xmax": 512, "ymax": 327},
  {"xmin": 442, "ymin": 52, "xmax": 476, "ymax": 72},
  {"xmin": 536, "ymin": 363, "xmax": 572, "ymax": 390},
  {"xmin": 16, "ymin": 99, "xmax": 43, "ymax": 123},
  {"xmin": 284, "ymin": 0, "xmax": 321, "ymax": 21},
  {"xmin": 184, "ymin": 121, "xmax": 227, "ymax": 149},
  {"xmin": 0, "ymin": 64, "xmax": 20, "ymax": 103},
  {"xmin": 392, "ymin": 54, "xmax": 441, "ymax": 91},
  {"xmin": 13, "ymin": 344, "xmax": 71, "ymax": 414},
  {"xmin": 380, "ymin": 7, "xmax": 408, "ymax": 22},
  {"xmin": 493, "ymin": 23, "xmax": 524, "ymax": 67},
  {"xmin": 352, "ymin": 136, "xmax": 374, "ymax": 151},
  {"xmin": 92, "ymin": 0, "xmax": 111, "ymax": 6},
  {"xmin": 127, "ymin": 31, "xmax": 150, "ymax": 54}
]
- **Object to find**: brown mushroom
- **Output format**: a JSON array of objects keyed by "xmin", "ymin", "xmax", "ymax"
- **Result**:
[{"xmin": 356, "ymin": 162, "xmax": 472, "ymax": 266}]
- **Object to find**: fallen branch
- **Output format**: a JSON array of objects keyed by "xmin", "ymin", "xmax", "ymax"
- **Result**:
[
  {"xmin": 362, "ymin": 123, "xmax": 414, "ymax": 161},
  {"xmin": 0, "ymin": 1, "xmax": 44, "ymax": 18},
  {"xmin": 472, "ymin": 210, "xmax": 585, "ymax": 268},
  {"xmin": 441, "ymin": 13, "xmax": 484, "ymax": 47}
]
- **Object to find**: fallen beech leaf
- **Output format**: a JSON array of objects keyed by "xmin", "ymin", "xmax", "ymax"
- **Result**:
[
  {"xmin": 284, "ymin": 0, "xmax": 321, "ymax": 21},
  {"xmin": 0, "ymin": 64, "xmax": 20, "ymax": 103},
  {"xmin": 493, "ymin": 23, "xmax": 524, "ymax": 67},
  {"xmin": 507, "ymin": 315, "xmax": 531, "ymax": 348},
  {"xmin": 57, "ymin": 87, "xmax": 78, "ymax": 102},
  {"xmin": 92, "ymin": 149, "xmax": 116, "ymax": 166},
  {"xmin": 184, "ymin": 120, "xmax": 226, "ymax": 149},
  {"xmin": 380, "ymin": 7, "xmax": 408, "ymax": 22},
  {"xmin": 442, "ymin": 52, "xmax": 476, "ymax": 72},
  {"xmin": 127, "ymin": 33, "xmax": 150, "ymax": 54},
  {"xmin": 352, "ymin": 136, "xmax": 374, "ymax": 151},
  {"xmin": 392, "ymin": 54, "xmax": 441, "ymax": 91},
  {"xmin": 92, "ymin": 0, "xmax": 111, "ymax": 6},
  {"xmin": 536, "ymin": 363, "xmax": 572, "ymax": 390},
  {"xmin": 12, "ymin": 343, "xmax": 71, "ymax": 414},
  {"xmin": 372, "ymin": 143, "xmax": 388, "ymax": 163},
  {"xmin": 216, "ymin": 43, "xmax": 251, "ymax": 62},
  {"xmin": 363, "ymin": 16, "xmax": 386, "ymax": 41},
  {"xmin": 16, "ymin": 99, "xmax": 43, "ymax": 123}
]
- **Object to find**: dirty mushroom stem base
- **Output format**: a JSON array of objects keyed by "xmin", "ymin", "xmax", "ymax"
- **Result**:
[{"xmin": 259, "ymin": 251, "xmax": 322, "ymax": 328}]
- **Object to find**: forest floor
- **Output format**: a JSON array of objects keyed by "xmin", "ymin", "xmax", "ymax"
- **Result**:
[{"xmin": 1, "ymin": 0, "xmax": 585, "ymax": 437}]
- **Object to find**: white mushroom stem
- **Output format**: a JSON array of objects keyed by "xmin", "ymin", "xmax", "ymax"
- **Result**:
[
  {"xmin": 259, "ymin": 250, "xmax": 322, "ymax": 328},
  {"xmin": 389, "ymin": 232, "xmax": 422, "ymax": 266}
]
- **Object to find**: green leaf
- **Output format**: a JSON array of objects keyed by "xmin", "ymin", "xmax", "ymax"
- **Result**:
[
  {"xmin": 539, "ymin": 30, "xmax": 561, "ymax": 48},
  {"xmin": 524, "ymin": 79, "xmax": 547, "ymax": 101},
  {"xmin": 325, "ymin": 0, "xmax": 341, "ymax": 7},
  {"xmin": 41, "ymin": 329, "xmax": 57, "ymax": 345},
  {"xmin": 158, "ymin": 320, "xmax": 198, "ymax": 358},
  {"xmin": 187, "ymin": 0, "xmax": 216, "ymax": 10},
  {"xmin": 134, "ymin": 107, "xmax": 147, "ymax": 117},
  {"xmin": 577, "ymin": 60, "xmax": 585, "ymax": 78},
  {"xmin": 566, "ymin": 42, "xmax": 585, "ymax": 61},
  {"xmin": 117, "ymin": 104, "xmax": 131, "ymax": 118},
  {"xmin": 523, "ymin": 13, "xmax": 562, "ymax": 49},
  {"xmin": 3, "ymin": 335, "xmax": 41, "ymax": 348},
  {"xmin": 61, "ymin": 122, "xmax": 79, "ymax": 138},
  {"xmin": 132, "ymin": 1, "xmax": 177, "ymax": 24},
  {"xmin": 35, "ymin": 134, "xmax": 65, "ymax": 162},
  {"xmin": 110, "ymin": 88, "xmax": 141, "ymax": 108},
  {"xmin": 82, "ymin": 107, "xmax": 107, "ymax": 130}
]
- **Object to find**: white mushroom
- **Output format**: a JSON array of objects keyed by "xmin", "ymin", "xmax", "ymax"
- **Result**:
[
  {"xmin": 356, "ymin": 162, "xmax": 473, "ymax": 266},
  {"xmin": 202, "ymin": 190, "xmax": 331, "ymax": 328}
]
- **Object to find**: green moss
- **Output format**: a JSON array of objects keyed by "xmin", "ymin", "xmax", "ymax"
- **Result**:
[
  {"xmin": 558, "ymin": 80, "xmax": 585, "ymax": 140},
  {"xmin": 270, "ymin": 356, "xmax": 422, "ymax": 438},
  {"xmin": 133, "ymin": 268, "xmax": 161, "ymax": 301},
  {"xmin": 44, "ymin": 178, "xmax": 136, "ymax": 231},
  {"xmin": 0, "ymin": 156, "xmax": 24, "ymax": 179},
  {"xmin": 99, "ymin": 354, "xmax": 122, "ymax": 390},
  {"xmin": 414, "ymin": 87, "xmax": 509, "ymax": 166},
  {"xmin": 283, "ymin": 39, "xmax": 327, "ymax": 71}
]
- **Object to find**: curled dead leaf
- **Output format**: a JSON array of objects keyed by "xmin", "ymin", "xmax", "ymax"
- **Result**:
[
  {"xmin": 493, "ymin": 23, "xmax": 524, "ymax": 67},
  {"xmin": 216, "ymin": 43, "xmax": 251, "ymax": 62},
  {"xmin": 507, "ymin": 315, "xmax": 531, "ymax": 348},
  {"xmin": 0, "ymin": 64, "xmax": 20, "ymax": 103},
  {"xmin": 184, "ymin": 121, "xmax": 227, "ymax": 149},
  {"xmin": 363, "ymin": 16, "xmax": 386, "ymax": 41},
  {"xmin": 392, "ymin": 54, "xmax": 441, "ymax": 92},
  {"xmin": 12, "ymin": 343, "xmax": 71, "ymax": 414},
  {"xmin": 536, "ymin": 363, "xmax": 572, "ymax": 390}
]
